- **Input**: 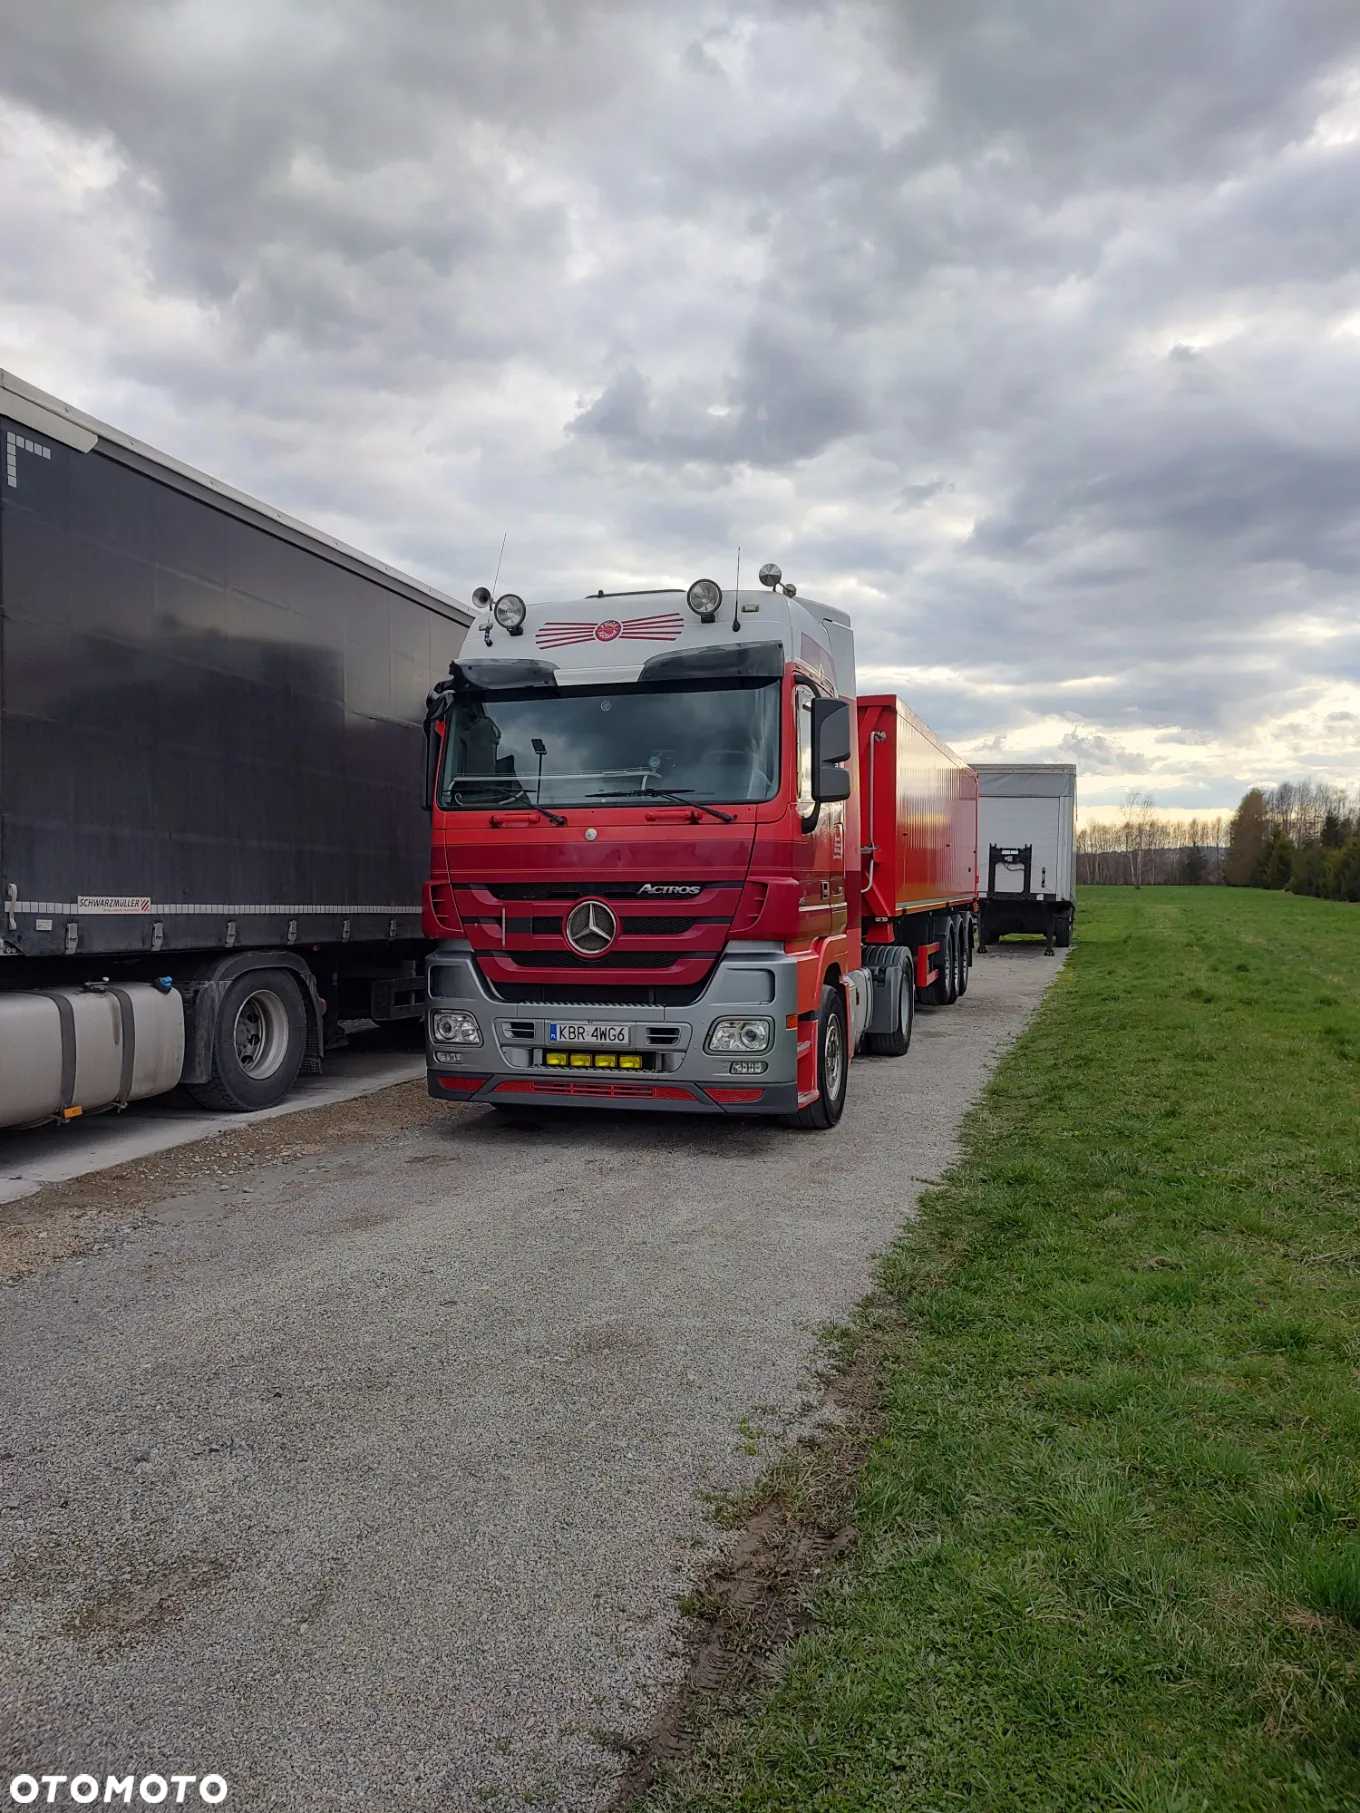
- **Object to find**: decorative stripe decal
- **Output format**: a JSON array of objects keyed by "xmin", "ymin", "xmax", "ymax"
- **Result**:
[{"xmin": 536, "ymin": 611, "xmax": 684, "ymax": 649}]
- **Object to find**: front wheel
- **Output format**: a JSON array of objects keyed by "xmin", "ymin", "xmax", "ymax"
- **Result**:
[
  {"xmin": 789, "ymin": 984, "xmax": 849, "ymax": 1131},
  {"xmin": 186, "ymin": 969, "xmax": 307, "ymax": 1112}
]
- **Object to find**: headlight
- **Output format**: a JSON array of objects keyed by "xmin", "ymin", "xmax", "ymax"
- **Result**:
[
  {"xmin": 431, "ymin": 1010, "xmax": 482, "ymax": 1045},
  {"xmin": 705, "ymin": 1016, "xmax": 773, "ymax": 1054},
  {"xmin": 686, "ymin": 577, "xmax": 723, "ymax": 619},
  {"xmin": 493, "ymin": 593, "xmax": 526, "ymax": 633}
]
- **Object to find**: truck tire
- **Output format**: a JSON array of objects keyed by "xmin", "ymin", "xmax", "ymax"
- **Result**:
[
  {"xmin": 864, "ymin": 946, "xmax": 914, "ymax": 1056},
  {"xmin": 185, "ymin": 968, "xmax": 307, "ymax": 1112},
  {"xmin": 933, "ymin": 918, "xmax": 959, "ymax": 1006},
  {"xmin": 947, "ymin": 917, "xmax": 964, "ymax": 1004},
  {"xmin": 1055, "ymin": 912, "xmax": 1073, "ymax": 949},
  {"xmin": 918, "ymin": 922, "xmax": 948, "ymax": 1008},
  {"xmin": 789, "ymin": 984, "xmax": 849, "ymax": 1131},
  {"xmin": 955, "ymin": 913, "xmax": 972, "ymax": 996}
]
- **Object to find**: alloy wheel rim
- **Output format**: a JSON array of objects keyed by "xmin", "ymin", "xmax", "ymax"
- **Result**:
[
  {"xmin": 824, "ymin": 1009, "xmax": 845, "ymax": 1102},
  {"xmin": 232, "ymin": 989, "xmax": 290, "ymax": 1080}
]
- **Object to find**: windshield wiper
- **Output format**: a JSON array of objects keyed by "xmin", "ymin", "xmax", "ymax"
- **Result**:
[
  {"xmin": 589, "ymin": 787, "xmax": 735, "ymax": 824},
  {"xmin": 451, "ymin": 786, "xmax": 566, "ymax": 826}
]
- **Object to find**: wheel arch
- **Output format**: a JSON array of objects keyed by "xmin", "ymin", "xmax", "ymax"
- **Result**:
[{"xmin": 178, "ymin": 951, "xmax": 324, "ymax": 1086}]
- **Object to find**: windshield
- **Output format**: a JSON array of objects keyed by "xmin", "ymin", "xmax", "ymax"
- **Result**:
[{"xmin": 438, "ymin": 680, "xmax": 780, "ymax": 811}]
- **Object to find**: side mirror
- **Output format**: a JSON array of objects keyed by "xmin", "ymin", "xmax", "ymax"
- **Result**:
[
  {"xmin": 422, "ymin": 721, "xmax": 441, "ymax": 811},
  {"xmin": 811, "ymin": 697, "xmax": 852, "ymax": 802},
  {"xmin": 423, "ymin": 680, "xmax": 456, "ymax": 811}
]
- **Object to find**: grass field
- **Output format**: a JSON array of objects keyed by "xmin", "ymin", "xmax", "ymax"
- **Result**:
[{"xmin": 653, "ymin": 887, "xmax": 1360, "ymax": 1812}]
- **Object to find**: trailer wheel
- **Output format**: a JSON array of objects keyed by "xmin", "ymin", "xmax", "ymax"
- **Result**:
[
  {"xmin": 948, "ymin": 916, "xmax": 965, "ymax": 1003},
  {"xmin": 864, "ymin": 947, "xmax": 914, "ymax": 1057},
  {"xmin": 935, "ymin": 918, "xmax": 958, "ymax": 1005},
  {"xmin": 955, "ymin": 914, "xmax": 972, "ymax": 997},
  {"xmin": 185, "ymin": 968, "xmax": 307, "ymax": 1112},
  {"xmin": 918, "ymin": 923, "xmax": 946, "ymax": 1008},
  {"xmin": 1055, "ymin": 912, "xmax": 1073, "ymax": 949},
  {"xmin": 789, "ymin": 985, "xmax": 849, "ymax": 1131}
]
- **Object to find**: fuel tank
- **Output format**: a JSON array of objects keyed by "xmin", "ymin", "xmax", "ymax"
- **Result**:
[{"xmin": 0, "ymin": 982, "xmax": 185, "ymax": 1129}]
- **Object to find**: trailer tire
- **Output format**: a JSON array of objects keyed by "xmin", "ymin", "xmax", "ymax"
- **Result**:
[
  {"xmin": 918, "ymin": 921, "xmax": 950, "ymax": 1008},
  {"xmin": 1055, "ymin": 912, "xmax": 1073, "ymax": 949},
  {"xmin": 955, "ymin": 913, "xmax": 972, "ymax": 996},
  {"xmin": 931, "ymin": 918, "xmax": 958, "ymax": 1005},
  {"xmin": 947, "ymin": 916, "xmax": 964, "ymax": 1003},
  {"xmin": 184, "ymin": 968, "xmax": 307, "ymax": 1112},
  {"xmin": 864, "ymin": 947, "xmax": 914, "ymax": 1057},
  {"xmin": 789, "ymin": 985, "xmax": 849, "ymax": 1131}
]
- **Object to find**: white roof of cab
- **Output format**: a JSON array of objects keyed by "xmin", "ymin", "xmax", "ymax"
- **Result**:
[{"xmin": 470, "ymin": 587, "xmax": 849, "ymax": 689}]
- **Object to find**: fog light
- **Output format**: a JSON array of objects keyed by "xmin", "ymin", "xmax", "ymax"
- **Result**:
[
  {"xmin": 433, "ymin": 1049, "xmax": 464, "ymax": 1066},
  {"xmin": 730, "ymin": 1060, "xmax": 768, "ymax": 1074},
  {"xmin": 705, "ymin": 1016, "xmax": 773, "ymax": 1054},
  {"xmin": 593, "ymin": 1052, "xmax": 617, "ymax": 1068},
  {"xmin": 431, "ymin": 1010, "xmax": 481, "ymax": 1045},
  {"xmin": 570, "ymin": 1051, "xmax": 591, "ymax": 1067},
  {"xmin": 493, "ymin": 593, "xmax": 526, "ymax": 633},
  {"xmin": 686, "ymin": 577, "xmax": 723, "ymax": 620},
  {"xmin": 546, "ymin": 1050, "xmax": 568, "ymax": 1066},
  {"xmin": 619, "ymin": 1053, "xmax": 643, "ymax": 1069}
]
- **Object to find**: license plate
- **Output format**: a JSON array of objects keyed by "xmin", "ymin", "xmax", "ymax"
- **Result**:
[{"xmin": 547, "ymin": 1022, "xmax": 631, "ymax": 1046}]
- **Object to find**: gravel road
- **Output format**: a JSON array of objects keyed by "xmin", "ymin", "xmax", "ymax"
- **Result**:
[{"xmin": 1, "ymin": 947, "xmax": 1062, "ymax": 1812}]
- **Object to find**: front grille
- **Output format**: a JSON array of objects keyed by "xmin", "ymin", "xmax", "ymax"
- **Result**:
[
  {"xmin": 501, "ymin": 913, "xmax": 709, "ymax": 937},
  {"xmin": 508, "ymin": 950, "xmax": 711, "ymax": 971},
  {"xmin": 506, "ymin": 1019, "xmax": 536, "ymax": 1039},
  {"xmin": 482, "ymin": 980, "xmax": 714, "ymax": 1007},
  {"xmin": 485, "ymin": 882, "xmax": 719, "ymax": 902},
  {"xmin": 620, "ymin": 916, "xmax": 704, "ymax": 936},
  {"xmin": 646, "ymin": 1027, "xmax": 681, "ymax": 1046}
]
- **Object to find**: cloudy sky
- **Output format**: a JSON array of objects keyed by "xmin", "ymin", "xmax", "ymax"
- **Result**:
[{"xmin": 2, "ymin": 0, "xmax": 1358, "ymax": 812}]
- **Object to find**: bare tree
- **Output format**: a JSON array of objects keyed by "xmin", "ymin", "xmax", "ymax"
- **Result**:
[{"xmin": 1120, "ymin": 790, "xmax": 1160, "ymax": 889}]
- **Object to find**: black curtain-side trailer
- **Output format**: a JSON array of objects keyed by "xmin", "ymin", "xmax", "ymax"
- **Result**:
[{"xmin": 0, "ymin": 372, "xmax": 468, "ymax": 1123}]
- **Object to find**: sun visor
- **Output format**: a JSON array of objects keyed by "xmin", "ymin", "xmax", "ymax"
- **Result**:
[
  {"xmin": 638, "ymin": 641, "xmax": 785, "ymax": 684},
  {"xmin": 451, "ymin": 658, "xmax": 559, "ymax": 691}
]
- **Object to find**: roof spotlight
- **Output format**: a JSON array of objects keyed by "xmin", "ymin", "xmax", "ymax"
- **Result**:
[
  {"xmin": 493, "ymin": 593, "xmax": 527, "ymax": 635},
  {"xmin": 472, "ymin": 586, "xmax": 492, "ymax": 607},
  {"xmin": 686, "ymin": 577, "xmax": 723, "ymax": 620},
  {"xmin": 782, "ymin": 582, "xmax": 797, "ymax": 597},
  {"xmin": 758, "ymin": 562, "xmax": 782, "ymax": 589}
]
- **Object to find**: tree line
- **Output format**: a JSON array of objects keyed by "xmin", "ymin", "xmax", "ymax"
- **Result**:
[
  {"xmin": 1076, "ymin": 795, "xmax": 1228, "ymax": 886},
  {"xmin": 1223, "ymin": 780, "xmax": 1360, "ymax": 899},
  {"xmin": 1075, "ymin": 782, "xmax": 1360, "ymax": 898}
]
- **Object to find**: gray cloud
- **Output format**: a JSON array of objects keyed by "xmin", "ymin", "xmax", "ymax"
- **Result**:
[{"xmin": 0, "ymin": 0, "xmax": 1358, "ymax": 806}]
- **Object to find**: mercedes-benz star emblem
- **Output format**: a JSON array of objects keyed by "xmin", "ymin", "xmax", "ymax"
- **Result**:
[{"xmin": 564, "ymin": 899, "xmax": 618, "ymax": 957}]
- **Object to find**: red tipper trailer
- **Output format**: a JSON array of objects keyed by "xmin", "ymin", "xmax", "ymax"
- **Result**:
[
  {"xmin": 421, "ymin": 568, "xmax": 979, "ymax": 1130},
  {"xmin": 858, "ymin": 695, "xmax": 979, "ymax": 1001}
]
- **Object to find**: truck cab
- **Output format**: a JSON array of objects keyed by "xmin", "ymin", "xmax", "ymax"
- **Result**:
[{"xmin": 421, "ymin": 578, "xmax": 872, "ymax": 1126}]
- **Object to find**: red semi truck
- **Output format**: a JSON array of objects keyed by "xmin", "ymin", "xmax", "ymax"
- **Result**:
[{"xmin": 420, "ymin": 570, "xmax": 978, "ymax": 1129}]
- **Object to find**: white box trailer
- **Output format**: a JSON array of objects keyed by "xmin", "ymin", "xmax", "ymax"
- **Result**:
[{"xmin": 973, "ymin": 763, "xmax": 1076, "ymax": 951}]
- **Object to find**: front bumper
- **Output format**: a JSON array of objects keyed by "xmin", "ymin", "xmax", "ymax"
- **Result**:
[{"xmin": 424, "ymin": 943, "xmax": 802, "ymax": 1115}]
